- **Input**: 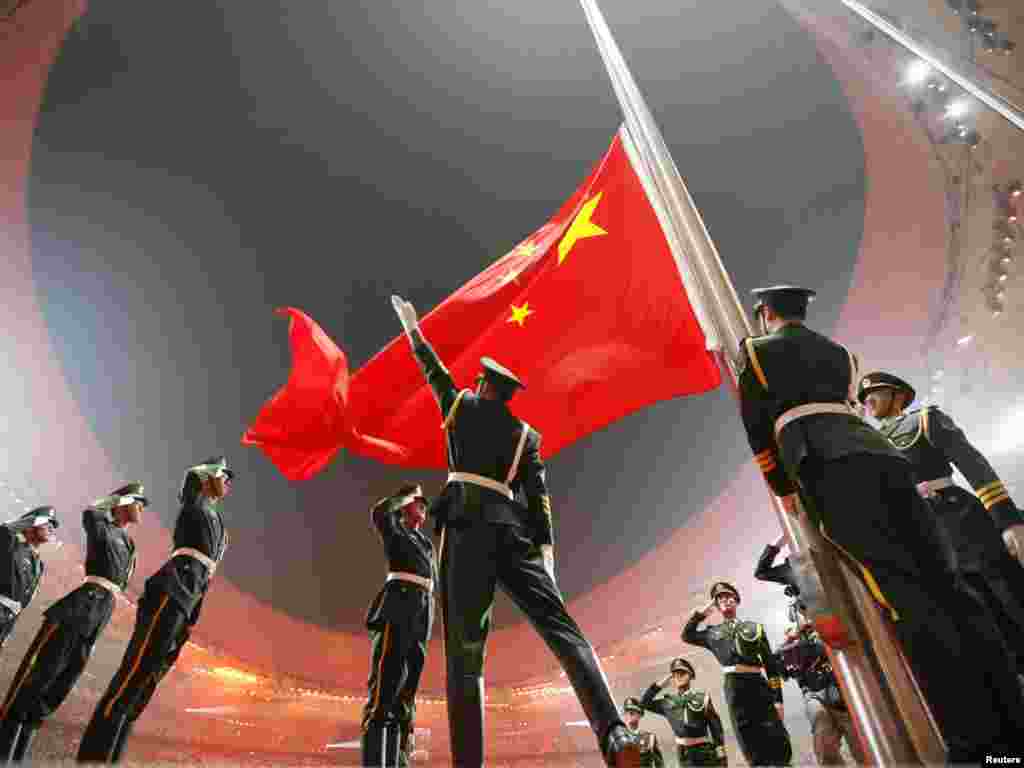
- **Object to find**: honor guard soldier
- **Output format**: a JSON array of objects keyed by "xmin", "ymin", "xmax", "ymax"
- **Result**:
[
  {"xmin": 0, "ymin": 508, "xmax": 58, "ymax": 650},
  {"xmin": 0, "ymin": 485, "xmax": 142, "ymax": 763},
  {"xmin": 638, "ymin": 659, "xmax": 726, "ymax": 766},
  {"xmin": 77, "ymin": 458, "xmax": 233, "ymax": 763},
  {"xmin": 391, "ymin": 295, "xmax": 641, "ymax": 767},
  {"xmin": 361, "ymin": 484, "xmax": 435, "ymax": 767},
  {"xmin": 622, "ymin": 698, "xmax": 664, "ymax": 768},
  {"xmin": 756, "ymin": 537, "xmax": 863, "ymax": 766},
  {"xmin": 858, "ymin": 372, "xmax": 1024, "ymax": 676},
  {"xmin": 683, "ymin": 582, "xmax": 791, "ymax": 767},
  {"xmin": 737, "ymin": 285, "xmax": 1024, "ymax": 760}
]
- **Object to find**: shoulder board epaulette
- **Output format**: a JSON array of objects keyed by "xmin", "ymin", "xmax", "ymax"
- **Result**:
[
  {"xmin": 441, "ymin": 389, "xmax": 472, "ymax": 431},
  {"xmin": 743, "ymin": 337, "xmax": 769, "ymax": 389}
]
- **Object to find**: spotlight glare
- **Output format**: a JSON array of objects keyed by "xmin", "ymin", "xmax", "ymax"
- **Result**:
[
  {"xmin": 905, "ymin": 59, "xmax": 932, "ymax": 85},
  {"xmin": 946, "ymin": 100, "xmax": 970, "ymax": 119},
  {"xmin": 956, "ymin": 335, "xmax": 974, "ymax": 346}
]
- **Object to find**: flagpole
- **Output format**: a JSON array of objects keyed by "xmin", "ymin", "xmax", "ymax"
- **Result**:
[{"xmin": 579, "ymin": 0, "xmax": 945, "ymax": 763}]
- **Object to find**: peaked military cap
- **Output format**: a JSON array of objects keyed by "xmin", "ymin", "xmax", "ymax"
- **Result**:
[
  {"xmin": 670, "ymin": 658, "xmax": 695, "ymax": 677},
  {"xmin": 856, "ymin": 371, "xmax": 916, "ymax": 405},
  {"xmin": 390, "ymin": 484, "xmax": 428, "ymax": 512},
  {"xmin": 710, "ymin": 581, "xmax": 741, "ymax": 603},
  {"xmin": 623, "ymin": 697, "xmax": 643, "ymax": 714},
  {"xmin": 92, "ymin": 483, "xmax": 148, "ymax": 511},
  {"xmin": 20, "ymin": 506, "xmax": 59, "ymax": 530},
  {"xmin": 186, "ymin": 456, "xmax": 234, "ymax": 481},
  {"xmin": 480, "ymin": 357, "xmax": 525, "ymax": 391},
  {"xmin": 752, "ymin": 285, "xmax": 817, "ymax": 315}
]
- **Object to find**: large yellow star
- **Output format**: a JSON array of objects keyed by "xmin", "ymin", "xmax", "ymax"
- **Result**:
[
  {"xmin": 508, "ymin": 302, "xmax": 533, "ymax": 327},
  {"xmin": 558, "ymin": 192, "xmax": 607, "ymax": 265}
]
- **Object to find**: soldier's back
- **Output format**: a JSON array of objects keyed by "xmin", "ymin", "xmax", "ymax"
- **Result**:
[{"xmin": 751, "ymin": 325, "xmax": 902, "ymax": 467}]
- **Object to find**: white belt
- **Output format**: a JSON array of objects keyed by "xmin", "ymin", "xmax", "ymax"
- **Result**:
[
  {"xmin": 84, "ymin": 575, "xmax": 122, "ymax": 594},
  {"xmin": 774, "ymin": 402, "xmax": 856, "ymax": 438},
  {"xmin": 723, "ymin": 664, "xmax": 763, "ymax": 675},
  {"xmin": 386, "ymin": 572, "xmax": 434, "ymax": 592},
  {"xmin": 447, "ymin": 472, "xmax": 514, "ymax": 500},
  {"xmin": 171, "ymin": 547, "xmax": 218, "ymax": 574},
  {"xmin": 676, "ymin": 736, "xmax": 711, "ymax": 747},
  {"xmin": 916, "ymin": 477, "xmax": 955, "ymax": 498},
  {"xmin": 0, "ymin": 596, "xmax": 22, "ymax": 615}
]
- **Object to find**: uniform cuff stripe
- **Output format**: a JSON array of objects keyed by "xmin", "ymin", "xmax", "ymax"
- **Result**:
[
  {"xmin": 978, "ymin": 484, "xmax": 1007, "ymax": 501},
  {"xmin": 976, "ymin": 480, "xmax": 1004, "ymax": 497},
  {"xmin": 983, "ymin": 492, "xmax": 1011, "ymax": 509}
]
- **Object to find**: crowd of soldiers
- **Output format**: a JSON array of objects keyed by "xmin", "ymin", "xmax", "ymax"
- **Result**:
[
  {"xmin": 0, "ymin": 459, "xmax": 233, "ymax": 763},
  {"xmin": 3, "ymin": 284, "xmax": 1023, "ymax": 767}
]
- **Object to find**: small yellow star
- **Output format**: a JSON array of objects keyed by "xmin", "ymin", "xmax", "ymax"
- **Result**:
[
  {"xmin": 508, "ymin": 302, "xmax": 533, "ymax": 327},
  {"xmin": 558, "ymin": 192, "xmax": 607, "ymax": 265}
]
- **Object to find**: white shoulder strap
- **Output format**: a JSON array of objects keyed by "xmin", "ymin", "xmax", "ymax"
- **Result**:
[
  {"xmin": 505, "ymin": 422, "xmax": 532, "ymax": 485},
  {"xmin": 843, "ymin": 345, "xmax": 859, "ymax": 402}
]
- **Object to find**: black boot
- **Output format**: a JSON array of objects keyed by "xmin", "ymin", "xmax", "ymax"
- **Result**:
[
  {"xmin": 10, "ymin": 722, "xmax": 38, "ymax": 763},
  {"xmin": 109, "ymin": 718, "xmax": 134, "ymax": 763},
  {"xmin": 604, "ymin": 724, "xmax": 642, "ymax": 768},
  {"xmin": 361, "ymin": 720, "xmax": 400, "ymax": 766},
  {"xmin": 0, "ymin": 721, "xmax": 22, "ymax": 765},
  {"xmin": 76, "ymin": 711, "xmax": 126, "ymax": 763},
  {"xmin": 446, "ymin": 674, "xmax": 484, "ymax": 767}
]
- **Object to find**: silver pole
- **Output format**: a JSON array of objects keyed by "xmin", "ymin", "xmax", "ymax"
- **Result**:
[
  {"xmin": 579, "ymin": 0, "xmax": 945, "ymax": 762},
  {"xmin": 840, "ymin": 0, "xmax": 1024, "ymax": 133}
]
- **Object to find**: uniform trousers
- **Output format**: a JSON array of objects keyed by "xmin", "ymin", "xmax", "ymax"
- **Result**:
[
  {"xmin": 931, "ymin": 486, "xmax": 1024, "ymax": 676},
  {"xmin": 0, "ymin": 619, "xmax": 96, "ymax": 763},
  {"xmin": 361, "ymin": 592, "xmax": 428, "ymax": 767},
  {"xmin": 440, "ymin": 519, "xmax": 623, "ymax": 766},
  {"xmin": 722, "ymin": 672, "xmax": 791, "ymax": 766},
  {"xmin": 76, "ymin": 587, "xmax": 192, "ymax": 763}
]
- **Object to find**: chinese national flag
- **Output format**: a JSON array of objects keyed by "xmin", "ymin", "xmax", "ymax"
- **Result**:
[{"xmin": 243, "ymin": 131, "xmax": 722, "ymax": 480}]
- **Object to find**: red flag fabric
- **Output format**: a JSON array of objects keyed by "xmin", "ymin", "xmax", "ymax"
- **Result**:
[{"xmin": 243, "ymin": 132, "xmax": 722, "ymax": 479}]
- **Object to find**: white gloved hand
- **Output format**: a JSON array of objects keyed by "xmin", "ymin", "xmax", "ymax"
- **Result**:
[
  {"xmin": 390, "ymin": 295, "xmax": 419, "ymax": 337},
  {"xmin": 541, "ymin": 544, "xmax": 556, "ymax": 583},
  {"xmin": 1003, "ymin": 523, "xmax": 1024, "ymax": 567}
]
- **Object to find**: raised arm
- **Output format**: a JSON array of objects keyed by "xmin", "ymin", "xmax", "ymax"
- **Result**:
[
  {"xmin": 639, "ymin": 681, "xmax": 669, "ymax": 717},
  {"xmin": 82, "ymin": 508, "xmax": 109, "ymax": 539},
  {"xmin": 682, "ymin": 608, "xmax": 711, "ymax": 648},
  {"xmin": 370, "ymin": 497, "xmax": 400, "ymax": 543},
  {"xmin": 392, "ymin": 295, "xmax": 459, "ymax": 418},
  {"xmin": 754, "ymin": 542, "xmax": 793, "ymax": 587}
]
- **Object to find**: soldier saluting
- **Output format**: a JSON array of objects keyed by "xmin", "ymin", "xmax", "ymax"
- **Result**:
[
  {"xmin": 622, "ymin": 697, "xmax": 664, "ymax": 768},
  {"xmin": 0, "ymin": 485, "xmax": 142, "ymax": 764},
  {"xmin": 360, "ymin": 484, "xmax": 435, "ymax": 767},
  {"xmin": 391, "ymin": 295, "xmax": 641, "ymax": 767},
  {"xmin": 77, "ymin": 457, "xmax": 233, "ymax": 763},
  {"xmin": 682, "ymin": 582, "xmax": 790, "ymax": 766},
  {"xmin": 858, "ymin": 371, "xmax": 1024, "ymax": 676},
  {"xmin": 0, "ymin": 508, "xmax": 59, "ymax": 650},
  {"xmin": 736, "ymin": 285, "xmax": 1024, "ymax": 760},
  {"xmin": 638, "ymin": 658, "xmax": 726, "ymax": 766}
]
